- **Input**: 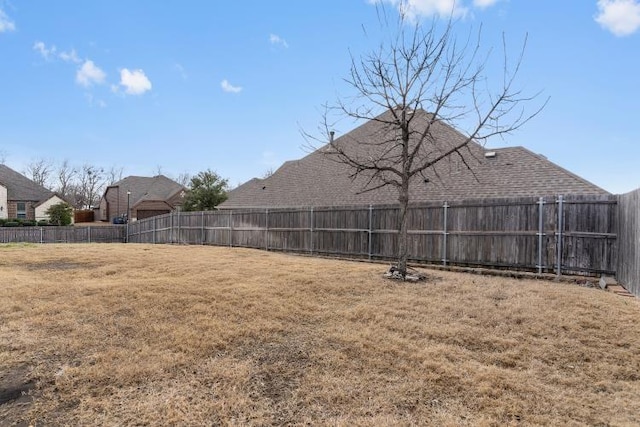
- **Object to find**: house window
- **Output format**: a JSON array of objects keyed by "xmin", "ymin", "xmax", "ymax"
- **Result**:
[{"xmin": 16, "ymin": 202, "xmax": 26, "ymax": 219}]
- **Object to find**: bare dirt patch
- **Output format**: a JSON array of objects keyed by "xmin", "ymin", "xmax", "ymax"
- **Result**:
[
  {"xmin": 0, "ymin": 243, "xmax": 639, "ymax": 426},
  {"xmin": 0, "ymin": 365, "xmax": 34, "ymax": 427}
]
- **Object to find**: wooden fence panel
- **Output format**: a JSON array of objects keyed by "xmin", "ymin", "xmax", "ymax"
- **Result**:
[
  {"xmin": 313, "ymin": 207, "xmax": 369, "ymax": 230},
  {"xmin": 448, "ymin": 234, "xmax": 539, "ymax": 269},
  {"xmin": 268, "ymin": 230, "xmax": 311, "ymax": 252},
  {"xmin": 617, "ymin": 189, "xmax": 640, "ymax": 296},
  {"xmin": 83, "ymin": 226, "xmax": 126, "ymax": 243},
  {"xmin": 0, "ymin": 227, "xmax": 41, "ymax": 243},
  {"xmin": 203, "ymin": 211, "xmax": 230, "ymax": 246},
  {"xmin": 0, "ymin": 226, "xmax": 124, "ymax": 244},
  {"xmin": 561, "ymin": 196, "xmax": 617, "ymax": 275},
  {"xmin": 313, "ymin": 230, "xmax": 369, "ymax": 257}
]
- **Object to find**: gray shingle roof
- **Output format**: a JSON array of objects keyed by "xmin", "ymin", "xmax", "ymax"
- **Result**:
[
  {"xmin": 110, "ymin": 175, "xmax": 186, "ymax": 207},
  {"xmin": 0, "ymin": 164, "xmax": 55, "ymax": 201},
  {"xmin": 220, "ymin": 110, "xmax": 609, "ymax": 209}
]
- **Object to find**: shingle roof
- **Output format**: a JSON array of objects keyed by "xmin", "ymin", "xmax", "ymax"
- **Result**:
[
  {"xmin": 110, "ymin": 175, "xmax": 186, "ymax": 207},
  {"xmin": 0, "ymin": 164, "xmax": 55, "ymax": 201},
  {"xmin": 220, "ymin": 110, "xmax": 609, "ymax": 209}
]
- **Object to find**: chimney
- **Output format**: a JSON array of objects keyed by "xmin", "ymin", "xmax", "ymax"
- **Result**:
[{"xmin": 329, "ymin": 131, "xmax": 335, "ymax": 143}]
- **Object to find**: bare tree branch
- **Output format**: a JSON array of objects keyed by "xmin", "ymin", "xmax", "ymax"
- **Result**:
[
  {"xmin": 24, "ymin": 158, "xmax": 54, "ymax": 189},
  {"xmin": 307, "ymin": 5, "xmax": 545, "ymax": 278}
]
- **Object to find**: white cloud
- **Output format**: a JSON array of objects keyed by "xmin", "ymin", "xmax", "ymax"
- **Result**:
[
  {"xmin": 34, "ymin": 42, "xmax": 82, "ymax": 63},
  {"xmin": 76, "ymin": 60, "xmax": 106, "ymax": 87},
  {"xmin": 371, "ymin": 0, "xmax": 468, "ymax": 19},
  {"xmin": 33, "ymin": 41, "xmax": 57, "ymax": 60},
  {"xmin": 221, "ymin": 79, "xmax": 242, "ymax": 93},
  {"xmin": 595, "ymin": 0, "xmax": 640, "ymax": 36},
  {"xmin": 473, "ymin": 0, "xmax": 500, "ymax": 8},
  {"xmin": 269, "ymin": 33, "xmax": 289, "ymax": 48},
  {"xmin": 0, "ymin": 8, "xmax": 15, "ymax": 33},
  {"xmin": 59, "ymin": 49, "xmax": 81, "ymax": 63},
  {"xmin": 118, "ymin": 68, "xmax": 152, "ymax": 95},
  {"xmin": 370, "ymin": 0, "xmax": 503, "ymax": 18}
]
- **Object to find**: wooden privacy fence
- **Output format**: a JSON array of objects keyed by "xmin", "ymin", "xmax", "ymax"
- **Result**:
[
  {"xmin": 127, "ymin": 195, "xmax": 617, "ymax": 276},
  {"xmin": 0, "ymin": 226, "xmax": 125, "ymax": 244},
  {"xmin": 617, "ymin": 188, "xmax": 640, "ymax": 296}
]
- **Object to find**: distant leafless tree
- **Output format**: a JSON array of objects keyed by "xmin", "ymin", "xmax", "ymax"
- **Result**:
[
  {"xmin": 24, "ymin": 158, "xmax": 54, "ymax": 189},
  {"xmin": 176, "ymin": 172, "xmax": 191, "ymax": 187},
  {"xmin": 154, "ymin": 165, "xmax": 164, "ymax": 176},
  {"xmin": 55, "ymin": 160, "xmax": 77, "ymax": 200},
  {"xmin": 106, "ymin": 166, "xmax": 124, "ymax": 185},
  {"xmin": 75, "ymin": 164, "xmax": 105, "ymax": 209},
  {"xmin": 0, "ymin": 150, "xmax": 7, "ymax": 164},
  {"xmin": 261, "ymin": 168, "xmax": 275, "ymax": 179},
  {"xmin": 313, "ymin": 7, "xmax": 545, "ymax": 278}
]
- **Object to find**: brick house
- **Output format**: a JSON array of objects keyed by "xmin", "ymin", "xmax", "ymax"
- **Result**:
[
  {"xmin": 98, "ymin": 175, "xmax": 188, "ymax": 223},
  {"xmin": 0, "ymin": 164, "xmax": 67, "ymax": 221}
]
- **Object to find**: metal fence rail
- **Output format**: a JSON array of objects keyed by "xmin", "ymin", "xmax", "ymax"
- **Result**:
[{"xmin": 127, "ymin": 194, "xmax": 618, "ymax": 277}]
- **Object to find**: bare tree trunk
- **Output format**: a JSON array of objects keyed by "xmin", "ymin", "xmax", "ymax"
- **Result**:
[{"xmin": 397, "ymin": 180, "xmax": 409, "ymax": 278}]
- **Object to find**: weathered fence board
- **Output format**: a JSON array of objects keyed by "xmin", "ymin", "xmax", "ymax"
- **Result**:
[
  {"xmin": 617, "ymin": 189, "xmax": 640, "ymax": 296},
  {"xmin": 126, "ymin": 194, "xmax": 619, "ymax": 277}
]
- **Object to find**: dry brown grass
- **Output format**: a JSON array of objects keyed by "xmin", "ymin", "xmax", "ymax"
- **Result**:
[{"xmin": 1, "ymin": 243, "xmax": 639, "ymax": 426}]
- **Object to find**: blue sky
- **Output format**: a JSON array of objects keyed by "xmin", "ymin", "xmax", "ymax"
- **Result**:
[{"xmin": 1, "ymin": 0, "xmax": 639, "ymax": 193}]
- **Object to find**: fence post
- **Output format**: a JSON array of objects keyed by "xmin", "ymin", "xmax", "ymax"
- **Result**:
[
  {"xmin": 310, "ymin": 207, "xmax": 314, "ymax": 255},
  {"xmin": 40, "ymin": 227, "xmax": 44, "ymax": 244},
  {"xmin": 265, "ymin": 208, "xmax": 269, "ymax": 251},
  {"xmin": 556, "ymin": 195, "xmax": 564, "ymax": 276},
  {"xmin": 229, "ymin": 210, "xmax": 233, "ymax": 247},
  {"xmin": 177, "ymin": 209, "xmax": 181, "ymax": 244},
  {"xmin": 201, "ymin": 211, "xmax": 205, "ymax": 245},
  {"xmin": 153, "ymin": 216, "xmax": 157, "ymax": 244},
  {"xmin": 88, "ymin": 227, "xmax": 91, "ymax": 244},
  {"xmin": 537, "ymin": 197, "xmax": 544, "ymax": 274},
  {"xmin": 368, "ymin": 204, "xmax": 373, "ymax": 260},
  {"xmin": 442, "ymin": 202, "xmax": 449, "ymax": 265},
  {"xmin": 169, "ymin": 211, "xmax": 173, "ymax": 244}
]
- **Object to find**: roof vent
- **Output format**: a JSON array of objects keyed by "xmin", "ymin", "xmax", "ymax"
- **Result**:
[{"xmin": 484, "ymin": 151, "xmax": 497, "ymax": 159}]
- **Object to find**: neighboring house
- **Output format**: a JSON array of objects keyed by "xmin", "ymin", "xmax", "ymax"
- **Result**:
[
  {"xmin": 98, "ymin": 175, "xmax": 188, "ymax": 223},
  {"xmin": 220, "ymin": 109, "xmax": 609, "ymax": 209},
  {"xmin": 0, "ymin": 164, "xmax": 68, "ymax": 221}
]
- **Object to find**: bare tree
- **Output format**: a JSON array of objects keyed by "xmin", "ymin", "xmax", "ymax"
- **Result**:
[
  {"xmin": 261, "ymin": 168, "xmax": 275, "ymax": 179},
  {"xmin": 24, "ymin": 158, "xmax": 54, "ymax": 189},
  {"xmin": 0, "ymin": 150, "xmax": 7, "ymax": 164},
  {"xmin": 176, "ymin": 172, "xmax": 191, "ymax": 187},
  {"xmin": 106, "ymin": 166, "xmax": 124, "ymax": 185},
  {"xmin": 75, "ymin": 164, "xmax": 105, "ymax": 209},
  {"xmin": 317, "ymin": 11, "xmax": 544, "ymax": 278},
  {"xmin": 55, "ymin": 160, "xmax": 77, "ymax": 200}
]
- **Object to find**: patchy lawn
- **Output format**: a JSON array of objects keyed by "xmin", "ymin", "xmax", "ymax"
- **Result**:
[{"xmin": 1, "ymin": 244, "xmax": 639, "ymax": 426}]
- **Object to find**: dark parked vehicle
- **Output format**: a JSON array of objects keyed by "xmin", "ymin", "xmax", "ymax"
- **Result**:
[{"xmin": 112, "ymin": 215, "xmax": 127, "ymax": 224}]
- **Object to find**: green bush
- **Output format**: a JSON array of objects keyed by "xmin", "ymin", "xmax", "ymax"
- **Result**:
[
  {"xmin": 37, "ymin": 220, "xmax": 50, "ymax": 226},
  {"xmin": 3, "ymin": 221, "xmax": 19, "ymax": 227},
  {"xmin": 22, "ymin": 220, "xmax": 37, "ymax": 227},
  {"xmin": 46, "ymin": 202, "xmax": 73, "ymax": 226}
]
